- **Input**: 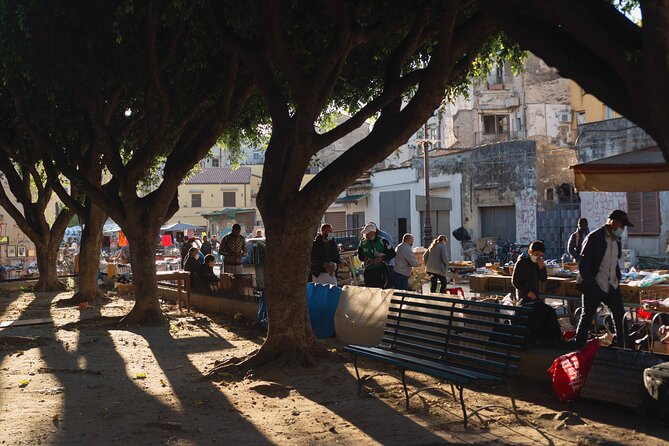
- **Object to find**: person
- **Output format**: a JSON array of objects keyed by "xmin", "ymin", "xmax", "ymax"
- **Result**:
[
  {"xmin": 255, "ymin": 229, "xmax": 263, "ymax": 238},
  {"xmin": 511, "ymin": 240, "xmax": 562, "ymax": 345},
  {"xmin": 219, "ymin": 223, "xmax": 248, "ymax": 274},
  {"xmin": 197, "ymin": 254, "xmax": 220, "ymax": 291},
  {"xmin": 370, "ymin": 222, "xmax": 396, "ymax": 288},
  {"xmin": 394, "ymin": 234, "xmax": 419, "ymax": 291},
  {"xmin": 358, "ymin": 223, "xmax": 395, "ymax": 288},
  {"xmin": 567, "ymin": 218, "xmax": 589, "ymax": 261},
  {"xmin": 210, "ymin": 235, "xmax": 220, "ymax": 261},
  {"xmin": 183, "ymin": 247, "xmax": 201, "ymax": 276},
  {"xmin": 180, "ymin": 238, "xmax": 194, "ymax": 268},
  {"xmin": 310, "ymin": 223, "xmax": 341, "ymax": 286},
  {"xmin": 573, "ymin": 210, "xmax": 632, "ymax": 348},
  {"xmin": 200, "ymin": 235, "xmax": 212, "ymax": 256},
  {"xmin": 423, "ymin": 235, "xmax": 450, "ymax": 293}
]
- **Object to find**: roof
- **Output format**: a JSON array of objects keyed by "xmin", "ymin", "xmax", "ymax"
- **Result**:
[
  {"xmin": 185, "ymin": 167, "xmax": 252, "ymax": 184},
  {"xmin": 335, "ymin": 194, "xmax": 368, "ymax": 204},
  {"xmin": 201, "ymin": 208, "xmax": 256, "ymax": 218},
  {"xmin": 161, "ymin": 222, "xmax": 205, "ymax": 232},
  {"xmin": 570, "ymin": 146, "xmax": 669, "ymax": 192}
]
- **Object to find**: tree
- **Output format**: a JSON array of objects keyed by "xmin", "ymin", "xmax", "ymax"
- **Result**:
[
  {"xmin": 0, "ymin": 127, "xmax": 74, "ymax": 292},
  {"xmin": 479, "ymin": 0, "xmax": 669, "ymax": 158},
  {"xmin": 0, "ymin": 1, "xmax": 255, "ymax": 323},
  {"xmin": 207, "ymin": 0, "xmax": 517, "ymax": 373}
]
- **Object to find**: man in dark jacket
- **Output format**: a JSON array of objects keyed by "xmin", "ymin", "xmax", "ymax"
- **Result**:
[
  {"xmin": 511, "ymin": 240, "xmax": 562, "ymax": 345},
  {"xmin": 573, "ymin": 210, "xmax": 633, "ymax": 347},
  {"xmin": 567, "ymin": 218, "xmax": 589, "ymax": 261},
  {"xmin": 197, "ymin": 254, "xmax": 220, "ymax": 291},
  {"xmin": 310, "ymin": 224, "xmax": 341, "ymax": 286},
  {"xmin": 200, "ymin": 235, "xmax": 212, "ymax": 256},
  {"xmin": 180, "ymin": 238, "xmax": 194, "ymax": 268},
  {"xmin": 184, "ymin": 247, "xmax": 201, "ymax": 275}
]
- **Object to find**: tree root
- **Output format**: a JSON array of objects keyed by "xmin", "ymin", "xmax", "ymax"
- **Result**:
[
  {"xmin": 119, "ymin": 307, "xmax": 166, "ymax": 326},
  {"xmin": 55, "ymin": 289, "xmax": 110, "ymax": 307},
  {"xmin": 205, "ymin": 340, "xmax": 325, "ymax": 379},
  {"xmin": 33, "ymin": 279, "xmax": 67, "ymax": 293}
]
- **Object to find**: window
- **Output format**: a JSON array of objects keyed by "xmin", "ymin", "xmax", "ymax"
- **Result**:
[
  {"xmin": 604, "ymin": 105, "xmax": 615, "ymax": 120},
  {"xmin": 223, "ymin": 191, "xmax": 236, "ymax": 207},
  {"xmin": 211, "ymin": 158, "xmax": 220, "ymax": 167},
  {"xmin": 482, "ymin": 114, "xmax": 509, "ymax": 135},
  {"xmin": 488, "ymin": 63, "xmax": 504, "ymax": 85},
  {"xmin": 576, "ymin": 111, "xmax": 586, "ymax": 125},
  {"xmin": 627, "ymin": 192, "xmax": 660, "ymax": 235},
  {"xmin": 191, "ymin": 194, "xmax": 201, "ymax": 208}
]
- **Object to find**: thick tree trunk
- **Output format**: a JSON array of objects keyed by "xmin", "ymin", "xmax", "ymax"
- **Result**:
[
  {"xmin": 34, "ymin": 241, "xmax": 66, "ymax": 292},
  {"xmin": 60, "ymin": 204, "xmax": 107, "ymax": 305},
  {"xmin": 120, "ymin": 227, "xmax": 163, "ymax": 325},
  {"xmin": 209, "ymin": 209, "xmax": 323, "ymax": 375}
]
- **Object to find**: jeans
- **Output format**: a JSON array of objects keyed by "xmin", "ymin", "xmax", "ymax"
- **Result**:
[
  {"xmin": 575, "ymin": 285, "xmax": 626, "ymax": 347},
  {"xmin": 394, "ymin": 272, "xmax": 410, "ymax": 291},
  {"xmin": 430, "ymin": 274, "xmax": 448, "ymax": 293}
]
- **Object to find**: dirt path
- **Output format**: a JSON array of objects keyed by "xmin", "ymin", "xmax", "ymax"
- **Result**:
[{"xmin": 0, "ymin": 289, "xmax": 667, "ymax": 445}]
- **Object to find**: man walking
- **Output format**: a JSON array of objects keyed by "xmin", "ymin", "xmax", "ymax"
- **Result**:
[
  {"xmin": 394, "ymin": 234, "xmax": 419, "ymax": 290},
  {"xmin": 567, "ymin": 218, "xmax": 589, "ymax": 261},
  {"xmin": 310, "ymin": 223, "xmax": 341, "ymax": 286},
  {"xmin": 219, "ymin": 223, "xmax": 247, "ymax": 274},
  {"xmin": 574, "ymin": 210, "xmax": 633, "ymax": 347}
]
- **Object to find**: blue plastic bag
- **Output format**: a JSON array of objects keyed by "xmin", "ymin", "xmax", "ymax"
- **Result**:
[{"xmin": 306, "ymin": 283, "xmax": 342, "ymax": 338}]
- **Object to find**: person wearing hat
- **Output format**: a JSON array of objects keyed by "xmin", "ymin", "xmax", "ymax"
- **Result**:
[
  {"xmin": 511, "ymin": 240, "xmax": 562, "ymax": 345},
  {"xmin": 573, "ymin": 210, "xmax": 633, "ymax": 347},
  {"xmin": 358, "ymin": 223, "xmax": 396, "ymax": 288}
]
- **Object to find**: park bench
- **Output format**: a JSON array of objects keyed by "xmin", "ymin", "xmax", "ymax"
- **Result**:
[{"xmin": 344, "ymin": 291, "xmax": 532, "ymax": 427}]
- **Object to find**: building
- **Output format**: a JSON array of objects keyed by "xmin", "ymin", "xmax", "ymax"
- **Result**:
[{"xmin": 169, "ymin": 166, "xmax": 261, "ymax": 234}]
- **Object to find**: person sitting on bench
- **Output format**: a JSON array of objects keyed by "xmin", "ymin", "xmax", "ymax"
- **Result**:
[
  {"xmin": 511, "ymin": 240, "xmax": 562, "ymax": 346},
  {"xmin": 197, "ymin": 254, "xmax": 220, "ymax": 291},
  {"xmin": 183, "ymin": 247, "xmax": 201, "ymax": 276}
]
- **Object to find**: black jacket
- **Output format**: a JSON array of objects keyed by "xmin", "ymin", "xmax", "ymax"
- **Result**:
[
  {"xmin": 197, "ymin": 263, "xmax": 219, "ymax": 285},
  {"xmin": 310, "ymin": 235, "xmax": 342, "ymax": 276},
  {"xmin": 184, "ymin": 256, "xmax": 200, "ymax": 275},
  {"xmin": 578, "ymin": 225, "xmax": 622, "ymax": 294},
  {"xmin": 512, "ymin": 252, "xmax": 547, "ymax": 300},
  {"xmin": 200, "ymin": 241, "xmax": 212, "ymax": 256},
  {"xmin": 567, "ymin": 229, "xmax": 588, "ymax": 261}
]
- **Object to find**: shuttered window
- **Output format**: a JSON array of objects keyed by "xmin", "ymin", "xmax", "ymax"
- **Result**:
[
  {"xmin": 627, "ymin": 192, "xmax": 660, "ymax": 236},
  {"xmin": 223, "ymin": 192, "xmax": 236, "ymax": 207},
  {"xmin": 324, "ymin": 212, "xmax": 346, "ymax": 231}
]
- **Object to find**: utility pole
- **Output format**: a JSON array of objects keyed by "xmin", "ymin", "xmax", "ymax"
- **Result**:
[{"xmin": 416, "ymin": 123, "xmax": 439, "ymax": 248}]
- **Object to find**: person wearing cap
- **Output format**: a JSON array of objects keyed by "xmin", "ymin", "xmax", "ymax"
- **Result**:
[
  {"xmin": 573, "ymin": 210, "xmax": 632, "ymax": 347},
  {"xmin": 310, "ymin": 223, "xmax": 341, "ymax": 286},
  {"xmin": 567, "ymin": 218, "xmax": 589, "ymax": 261},
  {"xmin": 511, "ymin": 240, "xmax": 562, "ymax": 345},
  {"xmin": 358, "ymin": 223, "xmax": 396, "ymax": 288},
  {"xmin": 369, "ymin": 222, "xmax": 396, "ymax": 288}
]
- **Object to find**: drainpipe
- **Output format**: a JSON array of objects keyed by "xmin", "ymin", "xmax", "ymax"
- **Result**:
[{"xmin": 423, "ymin": 123, "xmax": 432, "ymax": 248}]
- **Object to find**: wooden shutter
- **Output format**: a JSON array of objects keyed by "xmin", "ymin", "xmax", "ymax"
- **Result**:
[
  {"xmin": 223, "ymin": 192, "xmax": 236, "ymax": 207},
  {"xmin": 324, "ymin": 212, "xmax": 346, "ymax": 231},
  {"xmin": 627, "ymin": 192, "xmax": 660, "ymax": 236}
]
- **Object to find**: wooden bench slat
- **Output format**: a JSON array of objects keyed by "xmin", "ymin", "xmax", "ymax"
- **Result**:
[
  {"xmin": 392, "ymin": 292, "xmax": 533, "ymax": 313},
  {"xmin": 381, "ymin": 330, "xmax": 521, "ymax": 362},
  {"xmin": 389, "ymin": 299, "xmax": 531, "ymax": 322},
  {"xmin": 387, "ymin": 309, "xmax": 529, "ymax": 334},
  {"xmin": 383, "ymin": 323, "xmax": 526, "ymax": 351},
  {"xmin": 386, "ymin": 315, "xmax": 528, "ymax": 346}
]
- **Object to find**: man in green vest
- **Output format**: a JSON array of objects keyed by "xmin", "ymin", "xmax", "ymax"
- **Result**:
[{"xmin": 357, "ymin": 223, "xmax": 396, "ymax": 288}]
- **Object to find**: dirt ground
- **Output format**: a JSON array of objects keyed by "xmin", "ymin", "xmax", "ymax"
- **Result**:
[{"xmin": 0, "ymin": 288, "xmax": 667, "ymax": 446}]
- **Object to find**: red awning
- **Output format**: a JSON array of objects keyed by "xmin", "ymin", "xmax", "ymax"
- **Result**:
[{"xmin": 570, "ymin": 146, "xmax": 669, "ymax": 192}]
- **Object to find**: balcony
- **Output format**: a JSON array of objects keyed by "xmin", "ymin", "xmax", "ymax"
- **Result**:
[{"xmin": 474, "ymin": 130, "xmax": 522, "ymax": 146}]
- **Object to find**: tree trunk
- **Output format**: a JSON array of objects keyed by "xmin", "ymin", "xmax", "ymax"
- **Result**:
[
  {"xmin": 61, "ymin": 204, "xmax": 107, "ymax": 305},
  {"xmin": 209, "ymin": 209, "xmax": 323, "ymax": 375},
  {"xmin": 34, "ymin": 241, "xmax": 66, "ymax": 292},
  {"xmin": 120, "ymin": 227, "xmax": 163, "ymax": 325}
]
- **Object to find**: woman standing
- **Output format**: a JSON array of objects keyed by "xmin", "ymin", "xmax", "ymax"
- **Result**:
[{"xmin": 423, "ymin": 235, "xmax": 449, "ymax": 293}]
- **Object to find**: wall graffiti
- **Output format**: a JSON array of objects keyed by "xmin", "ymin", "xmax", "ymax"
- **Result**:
[
  {"xmin": 580, "ymin": 192, "xmax": 627, "ymax": 229},
  {"xmin": 516, "ymin": 189, "xmax": 537, "ymax": 244}
]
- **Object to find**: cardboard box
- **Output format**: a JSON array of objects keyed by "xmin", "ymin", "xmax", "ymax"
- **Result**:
[
  {"xmin": 564, "ymin": 280, "xmax": 581, "ymax": 298},
  {"xmin": 542, "ymin": 278, "xmax": 566, "ymax": 297},
  {"xmin": 619, "ymin": 284, "xmax": 640, "ymax": 304},
  {"xmin": 488, "ymin": 275, "xmax": 510, "ymax": 294},
  {"xmin": 468, "ymin": 275, "xmax": 489, "ymax": 292}
]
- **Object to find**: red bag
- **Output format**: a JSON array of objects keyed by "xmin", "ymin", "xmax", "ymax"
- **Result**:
[{"xmin": 548, "ymin": 339, "xmax": 600, "ymax": 402}]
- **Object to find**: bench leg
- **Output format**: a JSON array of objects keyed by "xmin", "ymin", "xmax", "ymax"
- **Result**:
[
  {"xmin": 508, "ymin": 379, "xmax": 519, "ymax": 420},
  {"xmin": 352, "ymin": 354, "xmax": 362, "ymax": 396},
  {"xmin": 450, "ymin": 383, "xmax": 457, "ymax": 401},
  {"xmin": 456, "ymin": 385, "xmax": 467, "ymax": 428},
  {"xmin": 400, "ymin": 369, "xmax": 409, "ymax": 410}
]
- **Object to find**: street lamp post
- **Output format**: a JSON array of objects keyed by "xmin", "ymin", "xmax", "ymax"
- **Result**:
[{"xmin": 416, "ymin": 132, "xmax": 440, "ymax": 248}]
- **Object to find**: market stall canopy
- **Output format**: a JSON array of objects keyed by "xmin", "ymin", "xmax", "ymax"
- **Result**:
[
  {"xmin": 200, "ymin": 208, "xmax": 256, "ymax": 218},
  {"xmin": 102, "ymin": 221, "xmax": 122, "ymax": 235},
  {"xmin": 160, "ymin": 222, "xmax": 205, "ymax": 232},
  {"xmin": 570, "ymin": 146, "xmax": 669, "ymax": 192}
]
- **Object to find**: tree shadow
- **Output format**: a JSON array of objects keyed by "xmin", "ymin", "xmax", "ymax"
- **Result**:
[{"xmin": 1, "ymin": 293, "xmax": 270, "ymax": 445}]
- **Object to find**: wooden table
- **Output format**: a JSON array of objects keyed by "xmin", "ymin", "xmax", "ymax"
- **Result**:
[{"xmin": 156, "ymin": 270, "xmax": 191, "ymax": 311}]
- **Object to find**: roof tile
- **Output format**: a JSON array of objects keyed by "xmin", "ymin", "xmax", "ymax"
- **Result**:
[{"xmin": 184, "ymin": 167, "xmax": 252, "ymax": 184}]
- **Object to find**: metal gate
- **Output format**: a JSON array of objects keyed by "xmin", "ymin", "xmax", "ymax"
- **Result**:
[{"xmin": 536, "ymin": 202, "xmax": 581, "ymax": 260}]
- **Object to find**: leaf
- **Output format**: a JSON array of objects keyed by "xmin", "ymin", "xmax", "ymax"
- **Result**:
[
  {"xmin": 19, "ymin": 379, "xmax": 30, "ymax": 387},
  {"xmin": 160, "ymin": 379, "xmax": 167, "ymax": 387},
  {"xmin": 135, "ymin": 373, "xmax": 147, "ymax": 379}
]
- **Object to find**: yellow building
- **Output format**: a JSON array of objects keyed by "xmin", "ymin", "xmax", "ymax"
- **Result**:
[{"xmin": 568, "ymin": 80, "xmax": 620, "ymax": 132}]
